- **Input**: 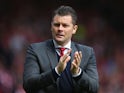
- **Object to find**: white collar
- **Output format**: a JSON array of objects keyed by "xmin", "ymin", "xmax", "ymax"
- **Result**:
[{"xmin": 53, "ymin": 40, "xmax": 71, "ymax": 49}]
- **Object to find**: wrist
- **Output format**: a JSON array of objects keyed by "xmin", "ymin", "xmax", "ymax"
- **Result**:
[
  {"xmin": 56, "ymin": 66, "xmax": 62, "ymax": 74},
  {"xmin": 55, "ymin": 67, "xmax": 61, "ymax": 76},
  {"xmin": 72, "ymin": 67, "xmax": 80, "ymax": 75},
  {"xmin": 72, "ymin": 68, "xmax": 82, "ymax": 77}
]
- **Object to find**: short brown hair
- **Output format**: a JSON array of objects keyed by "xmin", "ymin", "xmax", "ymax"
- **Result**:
[{"xmin": 52, "ymin": 5, "xmax": 78, "ymax": 25}]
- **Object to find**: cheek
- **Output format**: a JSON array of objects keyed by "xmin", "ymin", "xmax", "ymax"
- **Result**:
[
  {"xmin": 51, "ymin": 27, "xmax": 56, "ymax": 33},
  {"xmin": 52, "ymin": 27, "xmax": 58, "ymax": 32},
  {"xmin": 65, "ymin": 31, "xmax": 73, "ymax": 37},
  {"xmin": 52, "ymin": 31, "xmax": 56, "ymax": 37},
  {"xmin": 66, "ymin": 29, "xmax": 74, "ymax": 35},
  {"xmin": 51, "ymin": 29, "xmax": 55, "ymax": 35}
]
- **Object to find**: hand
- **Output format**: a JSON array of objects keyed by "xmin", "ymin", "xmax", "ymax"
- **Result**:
[
  {"xmin": 71, "ymin": 51, "xmax": 82, "ymax": 75},
  {"xmin": 56, "ymin": 49, "xmax": 71, "ymax": 74}
]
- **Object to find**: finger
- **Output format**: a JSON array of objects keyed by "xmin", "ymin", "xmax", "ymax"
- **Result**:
[
  {"xmin": 75, "ymin": 58, "xmax": 80, "ymax": 66},
  {"xmin": 61, "ymin": 49, "xmax": 71, "ymax": 60},
  {"xmin": 67, "ymin": 49, "xmax": 72, "ymax": 55},
  {"xmin": 74, "ymin": 52, "xmax": 80, "ymax": 65},
  {"xmin": 72, "ymin": 61, "xmax": 78, "ymax": 68},
  {"xmin": 63, "ymin": 56, "xmax": 71, "ymax": 63},
  {"xmin": 77, "ymin": 51, "xmax": 82, "ymax": 61},
  {"xmin": 74, "ymin": 51, "xmax": 82, "ymax": 66},
  {"xmin": 60, "ymin": 55, "xmax": 68, "ymax": 62},
  {"xmin": 79, "ymin": 51, "xmax": 82, "ymax": 59},
  {"xmin": 78, "ymin": 51, "xmax": 82, "ymax": 64},
  {"xmin": 71, "ymin": 59, "xmax": 77, "ymax": 68}
]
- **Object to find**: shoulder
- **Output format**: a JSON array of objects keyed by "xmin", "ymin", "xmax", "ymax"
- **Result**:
[
  {"xmin": 73, "ymin": 42, "xmax": 94, "ymax": 55},
  {"xmin": 27, "ymin": 39, "xmax": 53, "ymax": 50},
  {"xmin": 74, "ymin": 42, "xmax": 93, "ymax": 50}
]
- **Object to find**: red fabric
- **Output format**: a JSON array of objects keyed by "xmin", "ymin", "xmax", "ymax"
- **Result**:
[{"xmin": 59, "ymin": 48, "xmax": 66, "ymax": 56}]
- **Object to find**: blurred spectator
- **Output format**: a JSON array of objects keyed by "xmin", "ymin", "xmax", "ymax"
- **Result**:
[{"xmin": 0, "ymin": 56, "xmax": 15, "ymax": 93}]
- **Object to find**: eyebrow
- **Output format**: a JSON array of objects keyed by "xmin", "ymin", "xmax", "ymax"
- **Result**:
[{"xmin": 53, "ymin": 22, "xmax": 70, "ymax": 27}]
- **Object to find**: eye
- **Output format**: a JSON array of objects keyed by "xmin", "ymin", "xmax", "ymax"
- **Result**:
[
  {"xmin": 53, "ymin": 23, "xmax": 60, "ymax": 27},
  {"xmin": 62, "ymin": 24, "xmax": 69, "ymax": 27}
]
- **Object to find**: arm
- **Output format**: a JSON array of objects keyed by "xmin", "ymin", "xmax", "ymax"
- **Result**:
[
  {"xmin": 23, "ymin": 45, "xmax": 56, "ymax": 92},
  {"xmin": 73, "ymin": 48, "xmax": 99, "ymax": 93}
]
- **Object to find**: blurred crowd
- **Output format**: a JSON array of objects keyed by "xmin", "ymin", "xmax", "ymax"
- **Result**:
[{"xmin": 0, "ymin": 0, "xmax": 124, "ymax": 93}]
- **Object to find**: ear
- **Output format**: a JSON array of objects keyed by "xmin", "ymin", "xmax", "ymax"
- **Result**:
[{"xmin": 72, "ymin": 25, "xmax": 78, "ymax": 34}]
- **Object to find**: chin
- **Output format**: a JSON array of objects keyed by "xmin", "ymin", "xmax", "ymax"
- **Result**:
[
  {"xmin": 56, "ymin": 39, "xmax": 63, "ymax": 43},
  {"xmin": 54, "ymin": 38, "xmax": 64, "ymax": 44},
  {"xmin": 55, "ymin": 37, "xmax": 63, "ymax": 41}
]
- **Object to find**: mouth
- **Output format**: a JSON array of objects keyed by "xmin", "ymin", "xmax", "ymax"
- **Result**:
[{"xmin": 56, "ymin": 34, "xmax": 64, "ymax": 37}]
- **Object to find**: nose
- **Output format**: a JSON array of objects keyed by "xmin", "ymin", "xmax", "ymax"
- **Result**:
[{"xmin": 58, "ymin": 24, "xmax": 64, "ymax": 30}]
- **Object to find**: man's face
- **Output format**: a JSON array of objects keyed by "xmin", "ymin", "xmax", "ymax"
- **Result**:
[{"xmin": 51, "ymin": 15, "xmax": 78, "ymax": 46}]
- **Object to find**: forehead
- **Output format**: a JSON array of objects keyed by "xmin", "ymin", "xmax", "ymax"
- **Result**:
[{"xmin": 52, "ymin": 15, "xmax": 73, "ymax": 23}]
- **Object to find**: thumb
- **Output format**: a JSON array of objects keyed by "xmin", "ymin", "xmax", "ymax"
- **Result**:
[
  {"xmin": 71, "ymin": 59, "xmax": 76, "ymax": 69},
  {"xmin": 72, "ymin": 61, "xmax": 78, "ymax": 68},
  {"xmin": 64, "ymin": 56, "xmax": 71, "ymax": 63}
]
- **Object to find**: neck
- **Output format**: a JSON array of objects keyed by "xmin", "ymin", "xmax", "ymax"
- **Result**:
[
  {"xmin": 57, "ymin": 42, "xmax": 67, "ymax": 46},
  {"xmin": 55, "ymin": 40, "xmax": 70, "ymax": 46},
  {"xmin": 53, "ymin": 39, "xmax": 71, "ymax": 49}
]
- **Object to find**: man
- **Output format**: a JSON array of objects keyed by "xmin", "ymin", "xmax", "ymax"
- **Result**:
[{"xmin": 23, "ymin": 5, "xmax": 99, "ymax": 93}]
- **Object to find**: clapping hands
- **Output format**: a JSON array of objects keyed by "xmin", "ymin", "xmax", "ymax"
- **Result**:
[{"xmin": 56, "ymin": 49, "xmax": 82, "ymax": 75}]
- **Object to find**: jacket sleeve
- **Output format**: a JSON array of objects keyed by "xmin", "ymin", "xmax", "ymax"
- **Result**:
[
  {"xmin": 73, "ymin": 47, "xmax": 99, "ymax": 93},
  {"xmin": 23, "ymin": 45, "xmax": 56, "ymax": 92}
]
